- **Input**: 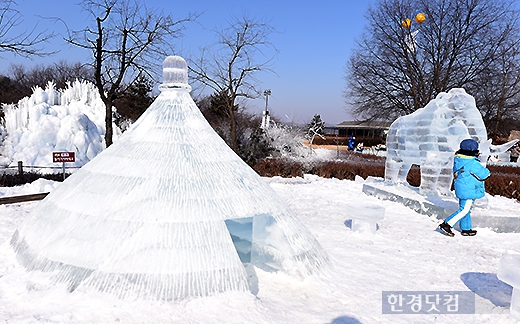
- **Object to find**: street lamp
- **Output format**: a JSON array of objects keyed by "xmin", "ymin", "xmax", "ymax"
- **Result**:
[{"xmin": 261, "ymin": 89, "xmax": 271, "ymax": 129}]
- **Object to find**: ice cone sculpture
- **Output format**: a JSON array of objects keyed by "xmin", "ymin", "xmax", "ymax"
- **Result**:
[{"xmin": 11, "ymin": 56, "xmax": 327, "ymax": 301}]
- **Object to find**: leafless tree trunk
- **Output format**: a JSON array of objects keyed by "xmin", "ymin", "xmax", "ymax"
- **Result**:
[
  {"xmin": 189, "ymin": 16, "xmax": 277, "ymax": 153},
  {"xmin": 66, "ymin": 0, "xmax": 197, "ymax": 147},
  {"xmin": 0, "ymin": 0, "xmax": 55, "ymax": 57},
  {"xmin": 345, "ymin": 0, "xmax": 520, "ymax": 136}
]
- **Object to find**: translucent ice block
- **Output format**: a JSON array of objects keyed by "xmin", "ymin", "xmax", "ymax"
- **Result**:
[
  {"xmin": 498, "ymin": 254, "xmax": 520, "ymax": 320},
  {"xmin": 347, "ymin": 205, "xmax": 385, "ymax": 233}
]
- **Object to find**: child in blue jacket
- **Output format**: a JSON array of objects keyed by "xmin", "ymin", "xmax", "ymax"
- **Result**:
[{"xmin": 439, "ymin": 139, "xmax": 490, "ymax": 237}]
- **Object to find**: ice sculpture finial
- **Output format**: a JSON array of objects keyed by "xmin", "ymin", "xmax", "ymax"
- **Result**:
[{"xmin": 159, "ymin": 55, "xmax": 191, "ymax": 91}]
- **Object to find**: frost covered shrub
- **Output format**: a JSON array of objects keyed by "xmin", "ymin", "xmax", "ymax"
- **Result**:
[
  {"xmin": 304, "ymin": 114, "xmax": 325, "ymax": 149},
  {"xmin": 238, "ymin": 127, "xmax": 273, "ymax": 166},
  {"xmin": 264, "ymin": 122, "xmax": 307, "ymax": 159}
]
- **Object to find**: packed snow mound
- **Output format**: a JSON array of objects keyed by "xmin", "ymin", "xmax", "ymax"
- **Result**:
[{"xmin": 0, "ymin": 80, "xmax": 121, "ymax": 170}]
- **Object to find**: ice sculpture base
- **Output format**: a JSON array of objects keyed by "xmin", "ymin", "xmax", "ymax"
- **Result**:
[
  {"xmin": 347, "ymin": 205, "xmax": 385, "ymax": 234},
  {"xmin": 362, "ymin": 177, "xmax": 520, "ymax": 233},
  {"xmin": 497, "ymin": 254, "xmax": 520, "ymax": 320}
]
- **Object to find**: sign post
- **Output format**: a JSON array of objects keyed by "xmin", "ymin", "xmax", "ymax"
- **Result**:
[{"xmin": 53, "ymin": 152, "xmax": 75, "ymax": 180}]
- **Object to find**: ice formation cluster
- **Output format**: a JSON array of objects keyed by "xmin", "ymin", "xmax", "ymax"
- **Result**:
[
  {"xmin": 11, "ymin": 56, "xmax": 327, "ymax": 301},
  {"xmin": 0, "ymin": 80, "xmax": 117, "ymax": 169}
]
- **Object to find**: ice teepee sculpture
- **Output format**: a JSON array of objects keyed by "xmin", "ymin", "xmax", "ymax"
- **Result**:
[{"xmin": 11, "ymin": 56, "xmax": 327, "ymax": 301}]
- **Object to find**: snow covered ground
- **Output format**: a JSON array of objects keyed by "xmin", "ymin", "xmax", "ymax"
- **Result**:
[
  {"xmin": 1, "ymin": 64, "xmax": 519, "ymax": 323},
  {"xmin": 0, "ymin": 171, "xmax": 519, "ymax": 323}
]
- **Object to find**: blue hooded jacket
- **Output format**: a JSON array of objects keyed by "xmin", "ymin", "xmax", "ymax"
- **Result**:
[
  {"xmin": 348, "ymin": 136, "xmax": 355, "ymax": 150},
  {"xmin": 452, "ymin": 154, "xmax": 490, "ymax": 199}
]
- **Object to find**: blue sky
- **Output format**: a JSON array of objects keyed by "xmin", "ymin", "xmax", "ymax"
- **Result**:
[{"xmin": 0, "ymin": 0, "xmax": 374, "ymax": 125}]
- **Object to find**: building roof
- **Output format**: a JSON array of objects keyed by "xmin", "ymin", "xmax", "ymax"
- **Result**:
[{"xmin": 335, "ymin": 121, "xmax": 392, "ymax": 129}]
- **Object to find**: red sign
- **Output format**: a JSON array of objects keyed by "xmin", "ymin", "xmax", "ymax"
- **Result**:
[{"xmin": 53, "ymin": 152, "xmax": 75, "ymax": 163}]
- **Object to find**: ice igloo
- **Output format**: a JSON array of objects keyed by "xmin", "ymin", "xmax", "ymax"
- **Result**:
[
  {"xmin": 384, "ymin": 88, "xmax": 517, "ymax": 195},
  {"xmin": 11, "ymin": 56, "xmax": 328, "ymax": 301}
]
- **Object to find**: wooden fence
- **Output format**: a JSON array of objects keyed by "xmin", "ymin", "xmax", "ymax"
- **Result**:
[{"xmin": 0, "ymin": 192, "xmax": 49, "ymax": 205}]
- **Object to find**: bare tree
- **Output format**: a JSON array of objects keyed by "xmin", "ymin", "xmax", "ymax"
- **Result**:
[
  {"xmin": 189, "ymin": 15, "xmax": 277, "ymax": 153},
  {"xmin": 0, "ymin": 0, "xmax": 55, "ymax": 57},
  {"xmin": 0, "ymin": 61, "xmax": 92, "ymax": 105},
  {"xmin": 66, "ymin": 0, "xmax": 197, "ymax": 147},
  {"xmin": 472, "ymin": 38, "xmax": 520, "ymax": 138},
  {"xmin": 7, "ymin": 61, "xmax": 93, "ymax": 88},
  {"xmin": 345, "ymin": 0, "xmax": 520, "ymax": 136}
]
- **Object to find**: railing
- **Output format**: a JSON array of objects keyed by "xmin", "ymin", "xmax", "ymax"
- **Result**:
[
  {"xmin": 0, "ymin": 161, "xmax": 82, "ymax": 205},
  {"xmin": 2, "ymin": 161, "xmax": 81, "ymax": 179},
  {"xmin": 0, "ymin": 192, "xmax": 49, "ymax": 205}
]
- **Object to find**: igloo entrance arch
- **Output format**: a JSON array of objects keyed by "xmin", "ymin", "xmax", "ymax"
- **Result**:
[
  {"xmin": 225, "ymin": 213, "xmax": 301, "ymax": 273},
  {"xmin": 11, "ymin": 56, "xmax": 327, "ymax": 301}
]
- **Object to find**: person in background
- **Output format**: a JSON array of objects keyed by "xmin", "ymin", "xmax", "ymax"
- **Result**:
[
  {"xmin": 348, "ymin": 136, "xmax": 355, "ymax": 151},
  {"xmin": 438, "ymin": 139, "xmax": 490, "ymax": 237}
]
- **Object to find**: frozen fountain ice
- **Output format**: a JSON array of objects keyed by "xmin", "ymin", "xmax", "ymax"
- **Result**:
[
  {"xmin": 10, "ymin": 56, "xmax": 328, "ymax": 301},
  {"xmin": 385, "ymin": 88, "xmax": 517, "ymax": 196},
  {"xmin": 0, "ymin": 80, "xmax": 112, "ymax": 168}
]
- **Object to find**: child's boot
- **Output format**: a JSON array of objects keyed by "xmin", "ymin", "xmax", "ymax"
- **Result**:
[
  {"xmin": 461, "ymin": 229, "xmax": 477, "ymax": 236},
  {"xmin": 439, "ymin": 222, "xmax": 455, "ymax": 237}
]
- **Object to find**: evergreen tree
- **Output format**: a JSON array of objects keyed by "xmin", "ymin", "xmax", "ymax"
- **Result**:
[
  {"xmin": 114, "ymin": 75, "xmax": 156, "ymax": 122},
  {"xmin": 209, "ymin": 90, "xmax": 238, "ymax": 118},
  {"xmin": 306, "ymin": 114, "xmax": 325, "ymax": 136},
  {"xmin": 305, "ymin": 114, "xmax": 326, "ymax": 154}
]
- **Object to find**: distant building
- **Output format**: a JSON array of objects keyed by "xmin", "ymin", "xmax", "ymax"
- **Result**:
[{"xmin": 324, "ymin": 121, "xmax": 391, "ymax": 139}]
